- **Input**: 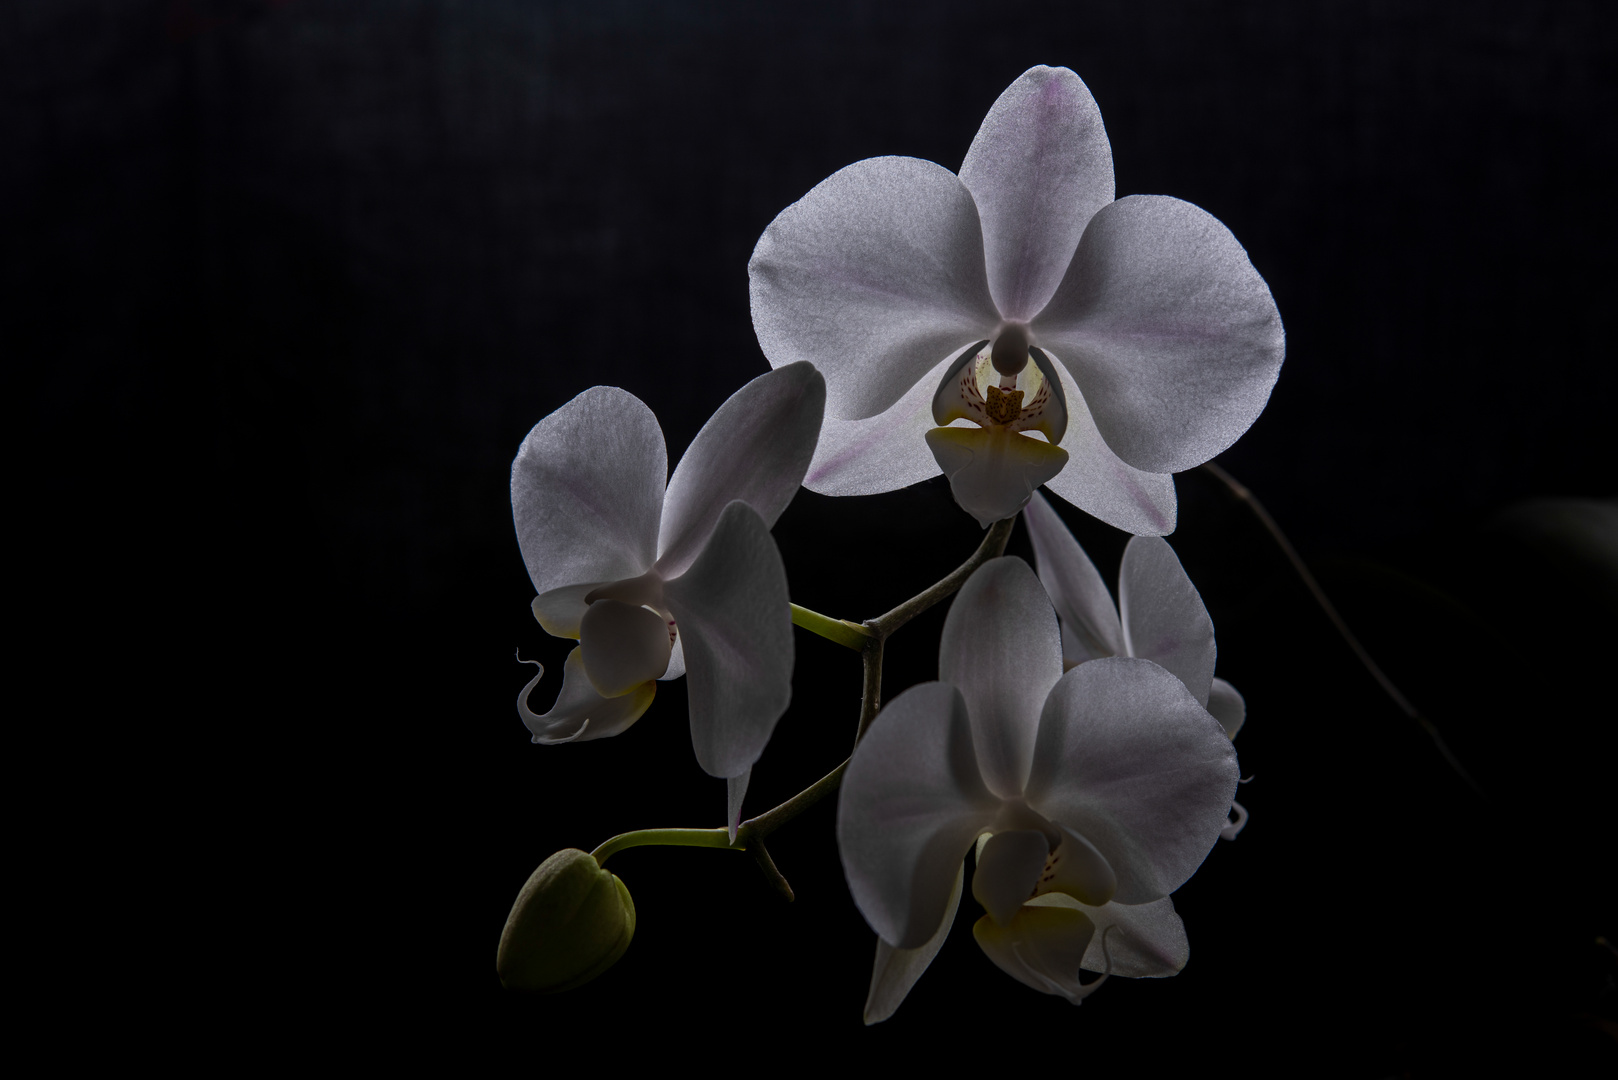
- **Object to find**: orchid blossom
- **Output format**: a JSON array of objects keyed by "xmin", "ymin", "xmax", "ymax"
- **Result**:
[
  {"xmin": 837, "ymin": 557, "xmax": 1237, "ymax": 1021},
  {"xmin": 511, "ymin": 363, "xmax": 825, "ymax": 829},
  {"xmin": 1023, "ymin": 491, "xmax": 1250, "ymax": 839},
  {"xmin": 749, "ymin": 65, "xmax": 1284, "ymax": 532}
]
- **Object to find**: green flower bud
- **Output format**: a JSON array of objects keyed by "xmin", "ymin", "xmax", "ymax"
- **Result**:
[{"xmin": 497, "ymin": 848, "xmax": 636, "ymax": 993}]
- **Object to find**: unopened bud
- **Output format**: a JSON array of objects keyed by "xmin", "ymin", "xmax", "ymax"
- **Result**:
[{"xmin": 497, "ymin": 848, "xmax": 637, "ymax": 992}]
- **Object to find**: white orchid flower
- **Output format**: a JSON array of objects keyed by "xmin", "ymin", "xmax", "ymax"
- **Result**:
[
  {"xmin": 749, "ymin": 65, "xmax": 1284, "ymax": 533},
  {"xmin": 837, "ymin": 557, "xmax": 1237, "ymax": 1021},
  {"xmin": 511, "ymin": 362, "xmax": 825, "ymax": 831},
  {"xmin": 1023, "ymin": 491, "xmax": 1250, "ymax": 839}
]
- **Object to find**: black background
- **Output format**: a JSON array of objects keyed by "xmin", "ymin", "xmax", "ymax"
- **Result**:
[{"xmin": 11, "ymin": 0, "xmax": 1616, "ymax": 1072}]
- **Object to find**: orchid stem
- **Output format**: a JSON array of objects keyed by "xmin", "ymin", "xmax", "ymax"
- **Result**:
[
  {"xmin": 1199, "ymin": 461, "xmax": 1485, "ymax": 798},
  {"xmin": 790, "ymin": 603, "xmax": 873, "ymax": 651},
  {"xmin": 743, "ymin": 760, "xmax": 848, "ymax": 838},
  {"xmin": 867, "ymin": 517, "xmax": 1017, "ymax": 637},
  {"xmin": 590, "ymin": 827, "xmax": 737, "ymax": 866},
  {"xmin": 591, "ymin": 514, "xmax": 1023, "ymax": 896}
]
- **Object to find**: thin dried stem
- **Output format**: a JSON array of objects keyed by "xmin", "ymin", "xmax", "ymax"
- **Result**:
[{"xmin": 1200, "ymin": 461, "xmax": 1484, "ymax": 798}]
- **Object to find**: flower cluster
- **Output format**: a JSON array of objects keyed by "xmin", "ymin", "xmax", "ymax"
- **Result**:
[
  {"xmin": 840, "ymin": 557, "xmax": 1236, "ymax": 1019},
  {"xmin": 499, "ymin": 65, "xmax": 1281, "ymax": 1017}
]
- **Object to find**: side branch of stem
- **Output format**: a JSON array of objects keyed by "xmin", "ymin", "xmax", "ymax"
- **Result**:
[
  {"xmin": 588, "ymin": 511, "xmax": 1025, "ymax": 895},
  {"xmin": 790, "ymin": 603, "xmax": 873, "ymax": 651},
  {"xmin": 591, "ymin": 827, "xmax": 738, "ymax": 866},
  {"xmin": 867, "ymin": 517, "xmax": 1016, "ymax": 637}
]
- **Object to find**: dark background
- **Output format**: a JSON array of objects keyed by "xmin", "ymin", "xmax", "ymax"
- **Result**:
[{"xmin": 11, "ymin": 0, "xmax": 1615, "ymax": 1072}]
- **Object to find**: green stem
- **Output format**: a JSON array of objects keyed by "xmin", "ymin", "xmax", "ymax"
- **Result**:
[
  {"xmin": 591, "ymin": 827, "xmax": 737, "ymax": 866},
  {"xmin": 790, "ymin": 603, "xmax": 873, "ymax": 651},
  {"xmin": 587, "ymin": 512, "xmax": 1023, "ymax": 891}
]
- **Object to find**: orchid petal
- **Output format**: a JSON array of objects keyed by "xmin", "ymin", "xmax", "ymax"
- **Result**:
[
  {"xmin": 749, "ymin": 155, "xmax": 1002, "ymax": 421},
  {"xmin": 1119, "ymin": 536, "xmax": 1217, "ymax": 705},
  {"xmin": 1207, "ymin": 677, "xmax": 1246, "ymax": 739},
  {"xmin": 1022, "ymin": 347, "xmax": 1070, "ymax": 444},
  {"xmin": 1041, "ymin": 821, "xmax": 1118, "ymax": 907},
  {"xmin": 863, "ymin": 863, "xmax": 964, "ymax": 1025},
  {"xmin": 837, "ymin": 681, "xmax": 999, "ymax": 949},
  {"xmin": 511, "ymin": 386, "xmax": 665, "ymax": 598},
  {"xmin": 530, "ymin": 583, "xmax": 600, "ymax": 640},
  {"xmin": 656, "ymin": 363, "xmax": 826, "ymax": 578},
  {"xmin": 973, "ymin": 829, "xmax": 1050, "ymax": 927},
  {"xmin": 959, "ymin": 66, "xmax": 1115, "ymax": 322},
  {"xmin": 1026, "ymin": 893, "xmax": 1188, "ymax": 977},
  {"xmin": 938, "ymin": 557, "xmax": 1064, "ymax": 799},
  {"xmin": 1039, "ymin": 351, "xmax": 1178, "ymax": 536},
  {"xmin": 727, "ymin": 768, "xmax": 751, "ymax": 844},
  {"xmin": 658, "ymin": 632, "xmax": 686, "ymax": 682},
  {"xmin": 972, "ymin": 904, "xmax": 1101, "ymax": 1004},
  {"xmin": 662, "ymin": 501, "xmax": 793, "ymax": 779},
  {"xmin": 925, "ymin": 426, "xmax": 1069, "ymax": 528},
  {"xmin": 1031, "ymin": 195, "xmax": 1285, "ymax": 473},
  {"xmin": 578, "ymin": 599, "xmax": 673, "ymax": 699},
  {"xmin": 1022, "ymin": 491, "xmax": 1125, "ymax": 664},
  {"xmin": 802, "ymin": 353, "xmax": 954, "ymax": 496},
  {"xmin": 518, "ymin": 648, "xmax": 654, "ymax": 745},
  {"xmin": 1026, "ymin": 657, "xmax": 1238, "ymax": 903}
]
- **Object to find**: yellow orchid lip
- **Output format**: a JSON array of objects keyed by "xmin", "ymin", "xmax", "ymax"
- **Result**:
[{"xmin": 924, "ymin": 425, "xmax": 1070, "ymax": 528}]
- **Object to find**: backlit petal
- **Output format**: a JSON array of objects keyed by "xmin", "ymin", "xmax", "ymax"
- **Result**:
[
  {"xmin": 802, "ymin": 353, "xmax": 955, "ymax": 496},
  {"xmin": 511, "ymin": 386, "xmax": 664, "ymax": 597},
  {"xmin": 837, "ymin": 681, "xmax": 999, "ymax": 949},
  {"xmin": 1022, "ymin": 491, "xmax": 1125, "ymax": 664},
  {"xmin": 1119, "ymin": 536, "xmax": 1217, "ymax": 705},
  {"xmin": 863, "ymin": 863, "xmax": 964, "ymax": 1025},
  {"xmin": 658, "ymin": 632, "xmax": 686, "ymax": 682},
  {"xmin": 938, "ymin": 557, "xmax": 1064, "ymax": 799},
  {"xmin": 1039, "ymin": 350, "xmax": 1178, "ymax": 536},
  {"xmin": 662, "ymin": 502, "xmax": 793, "ymax": 779},
  {"xmin": 656, "ymin": 363, "xmax": 826, "ymax": 578},
  {"xmin": 1026, "ymin": 657, "xmax": 1238, "ymax": 903},
  {"xmin": 749, "ymin": 155, "xmax": 1001, "ymax": 420},
  {"xmin": 959, "ymin": 66, "xmax": 1115, "ymax": 322},
  {"xmin": 1032, "ymin": 195, "xmax": 1285, "ymax": 473}
]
